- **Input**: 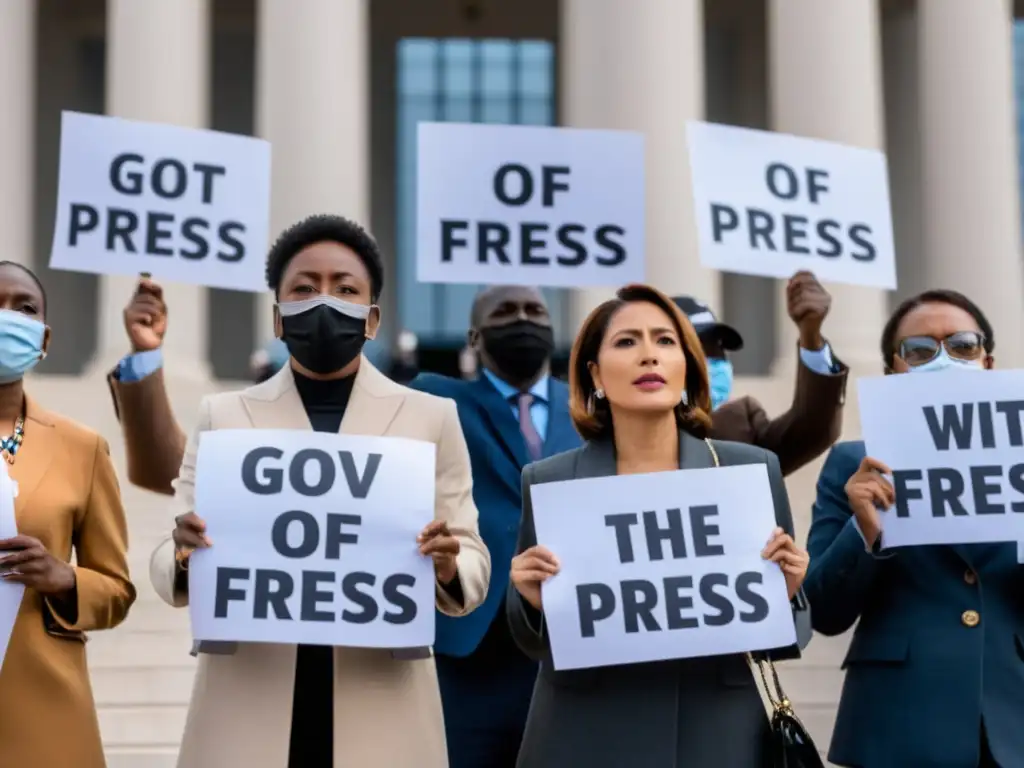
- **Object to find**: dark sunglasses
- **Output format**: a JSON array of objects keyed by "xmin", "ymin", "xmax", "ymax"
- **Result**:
[{"xmin": 897, "ymin": 331, "xmax": 986, "ymax": 367}]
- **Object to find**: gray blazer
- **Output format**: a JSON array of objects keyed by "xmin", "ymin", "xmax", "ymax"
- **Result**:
[{"xmin": 506, "ymin": 430, "xmax": 812, "ymax": 768}]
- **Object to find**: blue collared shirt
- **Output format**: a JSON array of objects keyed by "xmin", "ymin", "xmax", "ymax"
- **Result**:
[
  {"xmin": 482, "ymin": 368, "xmax": 549, "ymax": 441},
  {"xmin": 798, "ymin": 343, "xmax": 838, "ymax": 377},
  {"xmin": 116, "ymin": 349, "xmax": 164, "ymax": 382}
]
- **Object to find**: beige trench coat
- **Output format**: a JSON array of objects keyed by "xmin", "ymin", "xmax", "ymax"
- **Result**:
[{"xmin": 150, "ymin": 360, "xmax": 490, "ymax": 768}]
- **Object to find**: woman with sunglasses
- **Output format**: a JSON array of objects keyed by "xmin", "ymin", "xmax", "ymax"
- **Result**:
[{"xmin": 804, "ymin": 289, "xmax": 1019, "ymax": 768}]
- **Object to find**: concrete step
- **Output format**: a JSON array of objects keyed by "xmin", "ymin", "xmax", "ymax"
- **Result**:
[
  {"xmin": 97, "ymin": 704, "xmax": 186, "ymax": 749},
  {"xmin": 88, "ymin": 629, "xmax": 196, "ymax": 669},
  {"xmin": 105, "ymin": 748, "xmax": 178, "ymax": 768},
  {"xmin": 92, "ymin": 665, "xmax": 195, "ymax": 707}
]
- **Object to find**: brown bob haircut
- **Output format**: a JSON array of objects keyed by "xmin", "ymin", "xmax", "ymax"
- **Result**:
[{"xmin": 568, "ymin": 283, "xmax": 713, "ymax": 442}]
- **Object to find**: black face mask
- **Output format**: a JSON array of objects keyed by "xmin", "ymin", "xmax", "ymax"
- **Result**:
[
  {"xmin": 280, "ymin": 301, "xmax": 369, "ymax": 375},
  {"xmin": 480, "ymin": 321, "xmax": 554, "ymax": 381}
]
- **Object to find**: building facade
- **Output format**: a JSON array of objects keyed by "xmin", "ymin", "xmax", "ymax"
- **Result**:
[{"xmin": 3, "ymin": 0, "xmax": 1024, "ymax": 381}]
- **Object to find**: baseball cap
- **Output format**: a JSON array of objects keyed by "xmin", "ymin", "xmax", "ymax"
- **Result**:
[{"xmin": 672, "ymin": 296, "xmax": 744, "ymax": 352}]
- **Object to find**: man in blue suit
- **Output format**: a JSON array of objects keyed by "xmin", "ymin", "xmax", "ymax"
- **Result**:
[
  {"xmin": 804, "ymin": 288, "xmax": 1022, "ymax": 768},
  {"xmin": 410, "ymin": 285, "xmax": 581, "ymax": 768}
]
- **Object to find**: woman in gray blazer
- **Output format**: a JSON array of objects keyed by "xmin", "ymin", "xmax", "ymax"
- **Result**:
[{"xmin": 506, "ymin": 283, "xmax": 810, "ymax": 768}]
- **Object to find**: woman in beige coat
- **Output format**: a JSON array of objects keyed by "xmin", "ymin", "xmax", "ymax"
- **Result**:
[{"xmin": 151, "ymin": 215, "xmax": 490, "ymax": 768}]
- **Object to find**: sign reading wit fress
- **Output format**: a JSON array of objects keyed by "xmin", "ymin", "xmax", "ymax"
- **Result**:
[
  {"xmin": 529, "ymin": 463, "xmax": 796, "ymax": 671},
  {"xmin": 416, "ymin": 122, "xmax": 645, "ymax": 288},
  {"xmin": 49, "ymin": 111, "xmax": 271, "ymax": 292},
  {"xmin": 189, "ymin": 430, "xmax": 437, "ymax": 649},
  {"xmin": 686, "ymin": 121, "xmax": 897, "ymax": 290},
  {"xmin": 859, "ymin": 370, "xmax": 1024, "ymax": 551}
]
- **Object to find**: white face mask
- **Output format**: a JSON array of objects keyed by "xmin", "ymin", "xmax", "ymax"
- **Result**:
[{"xmin": 909, "ymin": 347, "xmax": 985, "ymax": 374}]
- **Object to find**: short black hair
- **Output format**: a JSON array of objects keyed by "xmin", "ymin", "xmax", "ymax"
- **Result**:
[
  {"xmin": 881, "ymin": 289, "xmax": 994, "ymax": 369},
  {"xmin": 0, "ymin": 261, "xmax": 46, "ymax": 318},
  {"xmin": 265, "ymin": 214, "xmax": 384, "ymax": 302}
]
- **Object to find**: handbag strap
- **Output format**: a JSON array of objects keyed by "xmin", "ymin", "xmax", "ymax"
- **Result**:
[{"xmin": 703, "ymin": 438, "xmax": 795, "ymax": 717}]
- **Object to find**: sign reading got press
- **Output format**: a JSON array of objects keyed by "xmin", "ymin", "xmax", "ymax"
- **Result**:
[
  {"xmin": 417, "ymin": 122, "xmax": 645, "ymax": 288},
  {"xmin": 50, "ymin": 111, "xmax": 271, "ymax": 292},
  {"xmin": 531, "ymin": 464, "xmax": 795, "ymax": 671},
  {"xmin": 188, "ymin": 429, "xmax": 437, "ymax": 649},
  {"xmin": 687, "ymin": 121, "xmax": 896, "ymax": 290}
]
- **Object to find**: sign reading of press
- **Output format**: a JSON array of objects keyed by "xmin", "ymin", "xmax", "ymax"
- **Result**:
[
  {"xmin": 416, "ymin": 122, "xmax": 645, "ymax": 288},
  {"xmin": 188, "ymin": 430, "xmax": 437, "ymax": 649},
  {"xmin": 50, "ymin": 111, "xmax": 271, "ymax": 292},
  {"xmin": 530, "ymin": 464, "xmax": 796, "ymax": 671},
  {"xmin": 686, "ymin": 121, "xmax": 896, "ymax": 290},
  {"xmin": 859, "ymin": 370, "xmax": 1024, "ymax": 549}
]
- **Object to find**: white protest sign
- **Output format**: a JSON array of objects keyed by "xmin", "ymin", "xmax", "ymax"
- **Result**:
[
  {"xmin": 416, "ymin": 122, "xmax": 645, "ymax": 288},
  {"xmin": 0, "ymin": 464, "xmax": 23, "ymax": 673},
  {"xmin": 50, "ymin": 111, "xmax": 271, "ymax": 292},
  {"xmin": 531, "ymin": 464, "xmax": 796, "ymax": 671},
  {"xmin": 189, "ymin": 430, "xmax": 437, "ymax": 648},
  {"xmin": 859, "ymin": 370, "xmax": 1024, "ymax": 549},
  {"xmin": 687, "ymin": 121, "xmax": 896, "ymax": 289}
]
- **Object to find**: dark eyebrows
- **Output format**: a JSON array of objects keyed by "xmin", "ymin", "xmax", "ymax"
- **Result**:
[{"xmin": 609, "ymin": 326, "xmax": 677, "ymax": 340}]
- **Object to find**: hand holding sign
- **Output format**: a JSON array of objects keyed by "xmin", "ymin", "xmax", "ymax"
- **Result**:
[
  {"xmin": 786, "ymin": 271, "xmax": 831, "ymax": 351},
  {"xmin": 510, "ymin": 545, "xmax": 561, "ymax": 610},
  {"xmin": 173, "ymin": 511, "xmax": 212, "ymax": 559},
  {"xmin": 760, "ymin": 527, "xmax": 809, "ymax": 599},
  {"xmin": 417, "ymin": 520, "xmax": 460, "ymax": 585},
  {"xmin": 844, "ymin": 456, "xmax": 894, "ymax": 549},
  {"xmin": 0, "ymin": 535, "xmax": 77, "ymax": 595},
  {"xmin": 124, "ymin": 276, "xmax": 168, "ymax": 352}
]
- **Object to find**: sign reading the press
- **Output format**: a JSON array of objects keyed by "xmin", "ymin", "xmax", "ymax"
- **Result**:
[
  {"xmin": 416, "ymin": 122, "xmax": 645, "ymax": 288},
  {"xmin": 859, "ymin": 370, "xmax": 1024, "ymax": 549},
  {"xmin": 686, "ymin": 121, "xmax": 896, "ymax": 290},
  {"xmin": 50, "ymin": 111, "xmax": 271, "ymax": 292},
  {"xmin": 530, "ymin": 465, "xmax": 796, "ymax": 671},
  {"xmin": 188, "ymin": 430, "xmax": 437, "ymax": 648}
]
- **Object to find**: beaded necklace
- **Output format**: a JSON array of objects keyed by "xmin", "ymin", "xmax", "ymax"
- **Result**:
[{"xmin": 1, "ymin": 416, "xmax": 25, "ymax": 464}]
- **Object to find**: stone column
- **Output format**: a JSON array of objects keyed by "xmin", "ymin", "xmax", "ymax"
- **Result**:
[
  {"xmin": 918, "ymin": 0, "xmax": 1024, "ymax": 368},
  {"xmin": 100, "ymin": 0, "xmax": 211, "ymax": 377},
  {"xmin": 562, "ymin": 0, "xmax": 716, "ymax": 331},
  {"xmin": 254, "ymin": 0, "xmax": 369, "ymax": 343},
  {"xmin": 0, "ymin": 2, "xmax": 35, "ymax": 270},
  {"xmin": 768, "ymin": 0, "xmax": 889, "ymax": 373}
]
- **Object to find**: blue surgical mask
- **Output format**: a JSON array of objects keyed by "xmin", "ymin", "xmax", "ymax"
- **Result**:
[
  {"xmin": 707, "ymin": 358, "xmax": 734, "ymax": 411},
  {"xmin": 0, "ymin": 310, "xmax": 45, "ymax": 384},
  {"xmin": 909, "ymin": 347, "xmax": 985, "ymax": 374}
]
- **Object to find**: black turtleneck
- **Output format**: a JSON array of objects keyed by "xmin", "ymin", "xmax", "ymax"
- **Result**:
[{"xmin": 287, "ymin": 369, "xmax": 355, "ymax": 768}]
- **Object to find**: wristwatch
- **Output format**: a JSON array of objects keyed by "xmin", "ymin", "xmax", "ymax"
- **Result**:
[{"xmin": 174, "ymin": 546, "xmax": 193, "ymax": 571}]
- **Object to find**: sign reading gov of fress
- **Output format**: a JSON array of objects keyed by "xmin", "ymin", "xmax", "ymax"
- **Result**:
[
  {"xmin": 687, "ymin": 121, "xmax": 897, "ymax": 290},
  {"xmin": 49, "ymin": 111, "xmax": 272, "ymax": 293},
  {"xmin": 416, "ymin": 122, "xmax": 646, "ymax": 289}
]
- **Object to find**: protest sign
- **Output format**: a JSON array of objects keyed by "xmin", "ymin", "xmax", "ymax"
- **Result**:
[
  {"xmin": 859, "ymin": 369, "xmax": 1024, "ymax": 548},
  {"xmin": 686, "ymin": 121, "xmax": 896, "ymax": 289},
  {"xmin": 188, "ymin": 430, "xmax": 437, "ymax": 648},
  {"xmin": 0, "ymin": 463, "xmax": 23, "ymax": 673},
  {"xmin": 530, "ymin": 464, "xmax": 795, "ymax": 671},
  {"xmin": 416, "ymin": 122, "xmax": 645, "ymax": 288},
  {"xmin": 50, "ymin": 111, "xmax": 271, "ymax": 292}
]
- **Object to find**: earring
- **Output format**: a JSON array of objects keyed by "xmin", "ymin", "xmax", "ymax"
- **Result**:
[
  {"xmin": 594, "ymin": 388, "xmax": 605, "ymax": 400},
  {"xmin": 680, "ymin": 390, "xmax": 688, "ymax": 405}
]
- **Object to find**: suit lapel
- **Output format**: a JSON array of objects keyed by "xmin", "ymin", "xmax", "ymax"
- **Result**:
[
  {"xmin": 339, "ymin": 360, "xmax": 404, "ymax": 437},
  {"xmin": 242, "ymin": 358, "xmax": 405, "ymax": 438},
  {"xmin": 466, "ymin": 376, "xmax": 529, "ymax": 468},
  {"xmin": 12, "ymin": 396, "xmax": 56, "ymax": 523},
  {"xmin": 574, "ymin": 438, "xmax": 617, "ymax": 480},
  {"xmin": 679, "ymin": 431, "xmax": 717, "ymax": 471},
  {"xmin": 543, "ymin": 380, "xmax": 577, "ymax": 457}
]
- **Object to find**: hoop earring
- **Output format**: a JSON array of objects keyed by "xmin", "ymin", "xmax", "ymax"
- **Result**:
[
  {"xmin": 594, "ymin": 388, "xmax": 605, "ymax": 400},
  {"xmin": 680, "ymin": 390, "xmax": 688, "ymax": 406}
]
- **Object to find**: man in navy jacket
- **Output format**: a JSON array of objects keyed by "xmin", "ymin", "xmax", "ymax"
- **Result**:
[{"xmin": 411, "ymin": 285, "xmax": 580, "ymax": 768}]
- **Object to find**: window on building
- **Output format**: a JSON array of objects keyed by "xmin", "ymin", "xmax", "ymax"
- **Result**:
[{"xmin": 395, "ymin": 38, "xmax": 565, "ymax": 349}]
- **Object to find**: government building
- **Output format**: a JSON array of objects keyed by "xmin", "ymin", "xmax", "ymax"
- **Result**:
[{"xmin": 3, "ymin": 1, "xmax": 1024, "ymax": 764}]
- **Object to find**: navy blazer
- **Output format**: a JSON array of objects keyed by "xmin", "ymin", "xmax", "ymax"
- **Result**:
[
  {"xmin": 410, "ymin": 372, "xmax": 581, "ymax": 657},
  {"xmin": 805, "ymin": 440, "xmax": 1024, "ymax": 768}
]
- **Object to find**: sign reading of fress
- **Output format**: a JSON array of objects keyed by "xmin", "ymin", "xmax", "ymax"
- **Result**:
[
  {"xmin": 416, "ymin": 122, "xmax": 646, "ymax": 288},
  {"xmin": 50, "ymin": 111, "xmax": 271, "ymax": 293},
  {"xmin": 686, "ymin": 120, "xmax": 897, "ymax": 290}
]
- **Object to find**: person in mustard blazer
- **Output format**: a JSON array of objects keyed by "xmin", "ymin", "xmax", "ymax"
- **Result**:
[
  {"xmin": 150, "ymin": 215, "xmax": 491, "ymax": 768},
  {"xmin": 0, "ymin": 261, "xmax": 136, "ymax": 768}
]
